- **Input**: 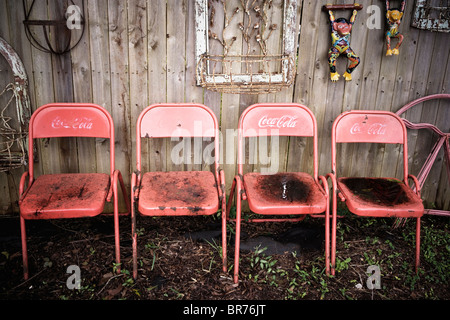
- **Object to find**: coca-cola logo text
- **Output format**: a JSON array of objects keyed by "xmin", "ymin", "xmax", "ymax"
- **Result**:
[
  {"xmin": 51, "ymin": 116, "xmax": 94, "ymax": 130},
  {"xmin": 258, "ymin": 115, "xmax": 297, "ymax": 128},
  {"xmin": 350, "ymin": 122, "xmax": 387, "ymax": 135}
]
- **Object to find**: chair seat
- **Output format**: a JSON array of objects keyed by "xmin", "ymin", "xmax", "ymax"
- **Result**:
[
  {"xmin": 243, "ymin": 172, "xmax": 327, "ymax": 215},
  {"xmin": 20, "ymin": 173, "xmax": 110, "ymax": 219},
  {"xmin": 138, "ymin": 171, "xmax": 219, "ymax": 216},
  {"xmin": 337, "ymin": 177, "xmax": 424, "ymax": 217}
]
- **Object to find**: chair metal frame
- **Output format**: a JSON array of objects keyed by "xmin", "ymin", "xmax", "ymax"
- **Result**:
[
  {"xmin": 131, "ymin": 103, "xmax": 226, "ymax": 279},
  {"xmin": 396, "ymin": 94, "xmax": 450, "ymax": 217},
  {"xmin": 18, "ymin": 103, "xmax": 130, "ymax": 280},
  {"xmin": 227, "ymin": 103, "xmax": 333, "ymax": 283},
  {"xmin": 330, "ymin": 110, "xmax": 424, "ymax": 273}
]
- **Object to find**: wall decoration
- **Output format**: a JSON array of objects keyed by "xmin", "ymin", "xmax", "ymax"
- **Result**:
[
  {"xmin": 0, "ymin": 37, "xmax": 31, "ymax": 172},
  {"xmin": 385, "ymin": 0, "xmax": 406, "ymax": 56},
  {"xmin": 195, "ymin": 0, "xmax": 298, "ymax": 94},
  {"xmin": 23, "ymin": 0, "xmax": 85, "ymax": 55},
  {"xmin": 323, "ymin": 4, "xmax": 363, "ymax": 82},
  {"xmin": 411, "ymin": 0, "xmax": 449, "ymax": 32}
]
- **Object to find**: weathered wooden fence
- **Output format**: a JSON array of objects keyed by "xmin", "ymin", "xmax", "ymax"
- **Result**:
[{"xmin": 0, "ymin": 0, "xmax": 448, "ymax": 215}]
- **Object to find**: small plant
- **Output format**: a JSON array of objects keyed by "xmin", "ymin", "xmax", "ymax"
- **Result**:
[
  {"xmin": 247, "ymin": 246, "xmax": 280, "ymax": 285},
  {"xmin": 43, "ymin": 257, "xmax": 52, "ymax": 268},
  {"xmin": 136, "ymin": 227, "xmax": 145, "ymax": 237},
  {"xmin": 335, "ymin": 257, "xmax": 351, "ymax": 272},
  {"xmin": 168, "ymin": 287, "xmax": 184, "ymax": 299},
  {"xmin": 205, "ymin": 238, "xmax": 223, "ymax": 259},
  {"xmin": 112, "ymin": 262, "xmax": 121, "ymax": 274}
]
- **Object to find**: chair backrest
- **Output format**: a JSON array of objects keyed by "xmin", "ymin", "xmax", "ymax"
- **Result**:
[
  {"xmin": 238, "ymin": 103, "xmax": 318, "ymax": 178},
  {"xmin": 331, "ymin": 110, "xmax": 408, "ymax": 181},
  {"xmin": 136, "ymin": 103, "xmax": 220, "ymax": 171},
  {"xmin": 28, "ymin": 103, "xmax": 115, "ymax": 178}
]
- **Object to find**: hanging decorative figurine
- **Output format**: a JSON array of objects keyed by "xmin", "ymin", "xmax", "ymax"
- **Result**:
[
  {"xmin": 323, "ymin": 4, "xmax": 363, "ymax": 82},
  {"xmin": 385, "ymin": 0, "xmax": 406, "ymax": 56}
]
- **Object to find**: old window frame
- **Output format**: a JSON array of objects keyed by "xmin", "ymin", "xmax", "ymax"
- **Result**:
[
  {"xmin": 194, "ymin": 0, "xmax": 297, "ymax": 91},
  {"xmin": 411, "ymin": 0, "xmax": 450, "ymax": 32}
]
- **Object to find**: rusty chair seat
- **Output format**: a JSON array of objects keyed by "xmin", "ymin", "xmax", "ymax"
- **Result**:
[
  {"xmin": 138, "ymin": 171, "xmax": 219, "ymax": 216},
  {"xmin": 244, "ymin": 172, "xmax": 328, "ymax": 215},
  {"xmin": 337, "ymin": 177, "xmax": 424, "ymax": 218},
  {"xmin": 20, "ymin": 173, "xmax": 110, "ymax": 220}
]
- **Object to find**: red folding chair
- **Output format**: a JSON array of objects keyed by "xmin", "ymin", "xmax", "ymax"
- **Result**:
[
  {"xmin": 330, "ymin": 110, "xmax": 424, "ymax": 273},
  {"xmin": 131, "ymin": 103, "xmax": 226, "ymax": 279},
  {"xmin": 227, "ymin": 103, "xmax": 332, "ymax": 284},
  {"xmin": 18, "ymin": 103, "xmax": 130, "ymax": 280}
]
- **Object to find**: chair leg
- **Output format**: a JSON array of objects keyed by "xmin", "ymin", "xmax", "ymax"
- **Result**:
[
  {"xmin": 113, "ymin": 175, "xmax": 121, "ymax": 274},
  {"xmin": 132, "ymin": 201, "xmax": 138, "ymax": 279},
  {"xmin": 233, "ymin": 179, "xmax": 242, "ymax": 284},
  {"xmin": 224, "ymin": 178, "xmax": 237, "ymax": 274},
  {"xmin": 20, "ymin": 216, "xmax": 29, "ymax": 280},
  {"xmin": 331, "ymin": 189, "xmax": 337, "ymax": 276},
  {"xmin": 325, "ymin": 196, "xmax": 330, "ymax": 276},
  {"xmin": 222, "ymin": 196, "xmax": 227, "ymax": 273},
  {"xmin": 112, "ymin": 170, "xmax": 130, "ymax": 274},
  {"xmin": 415, "ymin": 217, "xmax": 421, "ymax": 273}
]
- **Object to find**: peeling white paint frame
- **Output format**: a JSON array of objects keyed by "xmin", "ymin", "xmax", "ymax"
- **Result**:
[
  {"xmin": 411, "ymin": 0, "xmax": 449, "ymax": 32},
  {"xmin": 194, "ymin": 0, "xmax": 297, "ymax": 88}
]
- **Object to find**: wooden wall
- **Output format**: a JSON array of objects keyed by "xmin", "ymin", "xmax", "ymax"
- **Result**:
[{"xmin": 0, "ymin": 0, "xmax": 448, "ymax": 215}]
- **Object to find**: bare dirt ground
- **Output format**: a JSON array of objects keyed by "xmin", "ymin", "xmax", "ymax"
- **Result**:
[{"xmin": 0, "ymin": 211, "xmax": 449, "ymax": 302}]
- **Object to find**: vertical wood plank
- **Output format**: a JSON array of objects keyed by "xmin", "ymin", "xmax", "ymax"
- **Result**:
[
  {"xmin": 350, "ymin": 0, "xmax": 385, "ymax": 178},
  {"xmin": 415, "ymin": 33, "xmax": 450, "ymax": 205},
  {"xmin": 371, "ymin": 2, "xmax": 405, "ymax": 178},
  {"xmin": 186, "ymin": 0, "xmax": 205, "ymax": 171},
  {"xmin": 434, "ymin": 58, "xmax": 450, "ymax": 209},
  {"xmin": 399, "ymin": 28, "xmax": 436, "ymax": 185},
  {"xmin": 252, "ymin": 0, "xmax": 285, "ymax": 175},
  {"xmin": 290, "ymin": 0, "xmax": 320, "ymax": 175},
  {"xmin": 202, "ymin": 0, "xmax": 224, "ymax": 169},
  {"xmin": 317, "ymin": 0, "xmax": 346, "ymax": 177},
  {"xmin": 147, "ymin": 0, "xmax": 167, "ymax": 172},
  {"xmin": 384, "ymin": 1, "xmax": 420, "ymax": 179},
  {"xmin": 306, "ymin": 0, "xmax": 332, "ymax": 177},
  {"xmin": 219, "ymin": 0, "xmax": 243, "ymax": 192},
  {"xmin": 337, "ymin": 0, "xmax": 372, "ymax": 178},
  {"xmin": 71, "ymin": 0, "xmax": 96, "ymax": 174},
  {"xmin": 108, "ymin": 0, "xmax": 131, "ymax": 192},
  {"xmin": 88, "ymin": 0, "xmax": 112, "ymax": 176},
  {"xmin": 237, "ymin": 0, "xmax": 262, "ymax": 175},
  {"xmin": 128, "ymin": 0, "xmax": 148, "ymax": 173},
  {"xmin": 278, "ymin": 0, "xmax": 300, "ymax": 174},
  {"xmin": 166, "ymin": 0, "xmax": 187, "ymax": 172},
  {"xmin": 49, "ymin": 0, "xmax": 78, "ymax": 174}
]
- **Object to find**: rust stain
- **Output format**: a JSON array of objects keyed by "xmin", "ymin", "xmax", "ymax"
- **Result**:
[
  {"xmin": 341, "ymin": 178, "xmax": 410, "ymax": 206},
  {"xmin": 23, "ymin": 174, "xmax": 110, "ymax": 217},
  {"xmin": 256, "ymin": 173, "xmax": 311, "ymax": 203},
  {"xmin": 140, "ymin": 171, "xmax": 217, "ymax": 214}
]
